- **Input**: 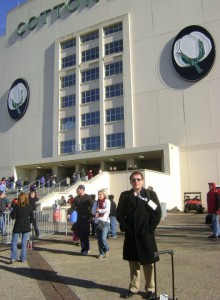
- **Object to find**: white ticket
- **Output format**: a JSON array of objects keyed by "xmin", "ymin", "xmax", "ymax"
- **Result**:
[{"xmin": 148, "ymin": 199, "xmax": 157, "ymax": 210}]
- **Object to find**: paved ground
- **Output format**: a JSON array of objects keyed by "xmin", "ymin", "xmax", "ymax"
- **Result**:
[{"xmin": 0, "ymin": 212, "xmax": 219, "ymax": 300}]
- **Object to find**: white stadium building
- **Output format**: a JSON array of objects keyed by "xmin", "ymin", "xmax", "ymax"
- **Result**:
[{"xmin": 1, "ymin": 0, "xmax": 220, "ymax": 209}]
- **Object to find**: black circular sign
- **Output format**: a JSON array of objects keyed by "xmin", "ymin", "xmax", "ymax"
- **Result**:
[
  {"xmin": 171, "ymin": 25, "xmax": 215, "ymax": 81},
  {"xmin": 7, "ymin": 78, "xmax": 30, "ymax": 120}
]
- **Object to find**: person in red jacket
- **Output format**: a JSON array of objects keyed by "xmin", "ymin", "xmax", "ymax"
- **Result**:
[{"xmin": 207, "ymin": 182, "xmax": 220, "ymax": 240}]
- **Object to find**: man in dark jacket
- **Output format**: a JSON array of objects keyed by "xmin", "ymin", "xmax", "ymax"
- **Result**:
[
  {"xmin": 117, "ymin": 171, "xmax": 161, "ymax": 299},
  {"xmin": 108, "ymin": 194, "xmax": 117, "ymax": 238},
  {"xmin": 71, "ymin": 185, "xmax": 93, "ymax": 255},
  {"xmin": 28, "ymin": 191, "xmax": 40, "ymax": 238}
]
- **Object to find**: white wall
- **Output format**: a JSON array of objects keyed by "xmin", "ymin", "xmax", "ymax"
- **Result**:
[
  {"xmin": 0, "ymin": 0, "xmax": 220, "ymax": 209},
  {"xmin": 40, "ymin": 159, "xmax": 182, "ymax": 211},
  {"xmin": 39, "ymin": 170, "xmax": 180, "ymax": 211}
]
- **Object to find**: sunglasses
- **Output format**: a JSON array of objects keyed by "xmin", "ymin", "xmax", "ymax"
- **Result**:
[{"xmin": 131, "ymin": 178, "xmax": 142, "ymax": 182}]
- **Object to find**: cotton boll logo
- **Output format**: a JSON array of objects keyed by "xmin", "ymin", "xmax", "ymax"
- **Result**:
[
  {"xmin": 172, "ymin": 25, "xmax": 215, "ymax": 81},
  {"xmin": 174, "ymin": 32, "xmax": 212, "ymax": 73},
  {"xmin": 8, "ymin": 83, "xmax": 27, "ymax": 114},
  {"xmin": 7, "ymin": 79, "xmax": 30, "ymax": 120}
]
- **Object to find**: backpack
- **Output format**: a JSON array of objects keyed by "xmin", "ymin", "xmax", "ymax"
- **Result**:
[{"xmin": 205, "ymin": 214, "xmax": 212, "ymax": 225}]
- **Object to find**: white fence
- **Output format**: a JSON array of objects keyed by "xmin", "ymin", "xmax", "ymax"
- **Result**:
[{"xmin": 0, "ymin": 209, "xmax": 68, "ymax": 244}]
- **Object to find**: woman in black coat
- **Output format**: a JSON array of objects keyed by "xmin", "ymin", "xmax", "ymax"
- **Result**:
[
  {"xmin": 116, "ymin": 171, "xmax": 161, "ymax": 300},
  {"xmin": 10, "ymin": 192, "xmax": 34, "ymax": 264}
]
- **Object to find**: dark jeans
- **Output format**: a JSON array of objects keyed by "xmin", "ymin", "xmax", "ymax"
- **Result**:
[
  {"xmin": 78, "ymin": 216, "xmax": 90, "ymax": 252},
  {"xmin": 90, "ymin": 220, "xmax": 95, "ymax": 235},
  {"xmin": 33, "ymin": 218, "xmax": 39, "ymax": 236}
]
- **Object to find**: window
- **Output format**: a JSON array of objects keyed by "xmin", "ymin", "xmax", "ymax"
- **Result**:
[
  {"xmin": 82, "ymin": 67, "xmax": 99, "ymax": 83},
  {"xmin": 105, "ymin": 40, "xmax": 123, "ymax": 55},
  {"xmin": 104, "ymin": 22, "xmax": 122, "ymax": 36},
  {"xmin": 60, "ymin": 116, "xmax": 75, "ymax": 131},
  {"xmin": 82, "ymin": 47, "xmax": 99, "ymax": 62},
  {"xmin": 82, "ymin": 136, "xmax": 100, "ymax": 151},
  {"xmin": 105, "ymin": 83, "xmax": 123, "ymax": 98},
  {"xmin": 81, "ymin": 30, "xmax": 99, "ymax": 43},
  {"xmin": 82, "ymin": 88, "xmax": 100, "ymax": 104},
  {"xmin": 81, "ymin": 111, "xmax": 100, "ymax": 126},
  {"xmin": 60, "ymin": 139, "xmax": 75, "ymax": 154},
  {"xmin": 105, "ymin": 61, "xmax": 123, "ymax": 77},
  {"xmin": 61, "ymin": 74, "xmax": 76, "ymax": 88},
  {"xmin": 106, "ymin": 132, "xmax": 125, "ymax": 148},
  {"xmin": 61, "ymin": 38, "xmax": 76, "ymax": 50},
  {"xmin": 61, "ymin": 54, "xmax": 76, "ymax": 68},
  {"xmin": 106, "ymin": 107, "xmax": 124, "ymax": 122},
  {"xmin": 60, "ymin": 94, "xmax": 76, "ymax": 109}
]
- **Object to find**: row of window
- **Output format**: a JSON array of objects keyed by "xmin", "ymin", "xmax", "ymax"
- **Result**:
[
  {"xmin": 61, "ymin": 74, "xmax": 76, "ymax": 88},
  {"xmin": 60, "ymin": 132, "xmax": 125, "ymax": 154},
  {"xmin": 105, "ymin": 61, "xmax": 123, "ymax": 77},
  {"xmin": 60, "ymin": 22, "xmax": 122, "ymax": 50},
  {"xmin": 59, "ymin": 22, "xmax": 124, "ymax": 154},
  {"xmin": 61, "ymin": 82, "xmax": 123, "ymax": 102},
  {"xmin": 60, "ymin": 94, "xmax": 76, "ymax": 109},
  {"xmin": 61, "ymin": 40, "xmax": 123, "ymax": 68},
  {"xmin": 62, "ymin": 54, "xmax": 76, "ymax": 69},
  {"xmin": 81, "ymin": 30, "xmax": 99, "ymax": 43},
  {"xmin": 61, "ymin": 61, "xmax": 122, "ymax": 88},
  {"xmin": 60, "ymin": 116, "xmax": 75, "ymax": 131},
  {"xmin": 81, "ymin": 67, "xmax": 99, "ymax": 83},
  {"xmin": 81, "ymin": 40, "xmax": 123, "ymax": 63},
  {"xmin": 82, "ymin": 88, "xmax": 100, "ymax": 103},
  {"xmin": 60, "ymin": 106, "xmax": 124, "ymax": 130},
  {"xmin": 61, "ymin": 38, "xmax": 76, "ymax": 50}
]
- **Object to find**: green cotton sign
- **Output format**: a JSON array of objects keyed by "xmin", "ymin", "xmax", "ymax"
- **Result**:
[{"xmin": 16, "ymin": 0, "xmax": 99, "ymax": 36}]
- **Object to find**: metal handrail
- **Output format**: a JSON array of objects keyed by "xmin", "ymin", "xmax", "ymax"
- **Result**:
[
  {"xmin": 3, "ymin": 176, "xmax": 85, "ymax": 204},
  {"xmin": 5, "ymin": 178, "xmax": 41, "ymax": 197}
]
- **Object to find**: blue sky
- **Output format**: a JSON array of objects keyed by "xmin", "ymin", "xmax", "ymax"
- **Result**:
[{"xmin": 0, "ymin": 0, "xmax": 27, "ymax": 35}]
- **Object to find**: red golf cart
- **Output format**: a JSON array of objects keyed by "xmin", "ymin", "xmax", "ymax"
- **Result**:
[{"xmin": 184, "ymin": 192, "xmax": 204, "ymax": 214}]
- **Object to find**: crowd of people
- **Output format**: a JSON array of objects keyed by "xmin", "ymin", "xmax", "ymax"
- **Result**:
[
  {"xmin": 1, "ymin": 170, "xmax": 220, "ymax": 299},
  {"xmin": 0, "ymin": 167, "xmax": 125, "ymax": 196},
  {"xmin": 0, "ymin": 174, "xmax": 56, "ymax": 193},
  {"xmin": 0, "ymin": 176, "xmax": 16, "ymax": 191},
  {"xmin": 65, "ymin": 171, "xmax": 162, "ymax": 299},
  {"xmin": 67, "ymin": 185, "xmax": 118, "ymax": 257},
  {"xmin": 0, "ymin": 170, "xmax": 163, "ymax": 299}
]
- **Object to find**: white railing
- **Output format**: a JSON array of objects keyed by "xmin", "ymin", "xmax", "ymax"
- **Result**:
[
  {"xmin": 1, "ymin": 209, "xmax": 68, "ymax": 245},
  {"xmin": 72, "ymin": 143, "xmax": 86, "ymax": 154}
]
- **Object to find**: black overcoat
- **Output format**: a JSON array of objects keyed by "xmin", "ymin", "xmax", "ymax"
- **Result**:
[
  {"xmin": 11, "ymin": 204, "xmax": 34, "ymax": 233},
  {"xmin": 116, "ymin": 187, "xmax": 161, "ymax": 265}
]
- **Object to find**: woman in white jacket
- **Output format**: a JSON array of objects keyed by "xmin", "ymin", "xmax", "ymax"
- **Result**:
[{"xmin": 92, "ymin": 189, "xmax": 110, "ymax": 259}]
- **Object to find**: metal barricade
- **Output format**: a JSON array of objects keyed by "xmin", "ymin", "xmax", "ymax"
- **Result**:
[
  {"xmin": 0, "ymin": 209, "xmax": 68, "ymax": 245},
  {"xmin": 34, "ymin": 209, "xmax": 68, "ymax": 237},
  {"xmin": 1, "ymin": 211, "xmax": 14, "ymax": 244}
]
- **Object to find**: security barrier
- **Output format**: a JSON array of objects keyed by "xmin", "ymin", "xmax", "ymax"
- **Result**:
[
  {"xmin": 1, "ymin": 209, "xmax": 68, "ymax": 245},
  {"xmin": 1, "ymin": 212, "xmax": 13, "ymax": 244}
]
